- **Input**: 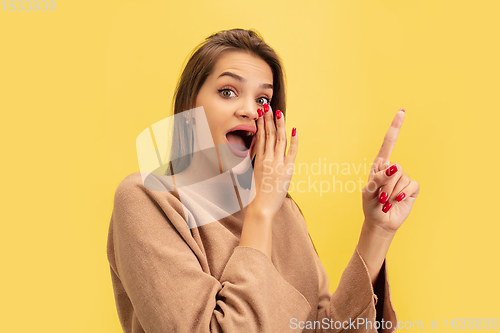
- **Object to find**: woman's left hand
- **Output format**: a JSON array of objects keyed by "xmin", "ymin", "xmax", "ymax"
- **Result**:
[{"xmin": 361, "ymin": 110, "xmax": 420, "ymax": 236}]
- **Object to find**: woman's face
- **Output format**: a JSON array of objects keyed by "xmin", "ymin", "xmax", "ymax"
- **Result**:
[{"xmin": 194, "ymin": 50, "xmax": 274, "ymax": 163}]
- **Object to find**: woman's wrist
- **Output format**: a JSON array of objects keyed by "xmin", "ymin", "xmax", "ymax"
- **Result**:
[
  {"xmin": 238, "ymin": 203, "xmax": 275, "ymax": 259},
  {"xmin": 246, "ymin": 201, "xmax": 276, "ymax": 223},
  {"xmin": 357, "ymin": 220, "xmax": 395, "ymax": 285},
  {"xmin": 363, "ymin": 218, "xmax": 398, "ymax": 240}
]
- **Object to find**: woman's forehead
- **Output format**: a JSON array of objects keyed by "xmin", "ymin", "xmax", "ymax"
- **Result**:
[{"xmin": 212, "ymin": 51, "xmax": 273, "ymax": 83}]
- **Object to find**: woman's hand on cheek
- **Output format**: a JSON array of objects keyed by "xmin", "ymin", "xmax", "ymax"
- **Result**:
[
  {"xmin": 361, "ymin": 111, "xmax": 420, "ymax": 236},
  {"xmin": 248, "ymin": 103, "xmax": 298, "ymax": 220}
]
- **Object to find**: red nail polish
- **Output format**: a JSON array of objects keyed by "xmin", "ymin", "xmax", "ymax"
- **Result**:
[
  {"xmin": 399, "ymin": 108, "xmax": 405, "ymax": 112},
  {"xmin": 263, "ymin": 103, "xmax": 269, "ymax": 112},
  {"xmin": 396, "ymin": 192, "xmax": 405, "ymax": 202},
  {"xmin": 292, "ymin": 127, "xmax": 296, "ymax": 136},
  {"xmin": 276, "ymin": 110, "xmax": 282, "ymax": 119},
  {"xmin": 386, "ymin": 165, "xmax": 398, "ymax": 177},
  {"xmin": 382, "ymin": 201, "xmax": 392, "ymax": 213},
  {"xmin": 257, "ymin": 108, "xmax": 263, "ymax": 117},
  {"xmin": 379, "ymin": 192, "xmax": 388, "ymax": 204}
]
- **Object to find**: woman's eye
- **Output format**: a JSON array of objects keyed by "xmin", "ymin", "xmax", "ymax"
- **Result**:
[
  {"xmin": 218, "ymin": 88, "xmax": 235, "ymax": 98},
  {"xmin": 219, "ymin": 88, "xmax": 271, "ymax": 105},
  {"xmin": 257, "ymin": 97, "xmax": 271, "ymax": 105}
]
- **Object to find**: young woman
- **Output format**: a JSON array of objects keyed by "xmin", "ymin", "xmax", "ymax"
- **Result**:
[{"xmin": 107, "ymin": 28, "xmax": 419, "ymax": 333}]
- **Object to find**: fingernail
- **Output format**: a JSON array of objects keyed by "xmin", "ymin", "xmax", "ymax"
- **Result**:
[
  {"xmin": 257, "ymin": 108, "xmax": 263, "ymax": 117},
  {"xmin": 292, "ymin": 127, "xmax": 296, "ymax": 136},
  {"xmin": 276, "ymin": 110, "xmax": 282, "ymax": 119},
  {"xmin": 382, "ymin": 201, "xmax": 392, "ymax": 213},
  {"xmin": 399, "ymin": 108, "xmax": 405, "ymax": 112},
  {"xmin": 396, "ymin": 192, "xmax": 405, "ymax": 202},
  {"xmin": 386, "ymin": 165, "xmax": 398, "ymax": 177},
  {"xmin": 379, "ymin": 192, "xmax": 388, "ymax": 204},
  {"xmin": 263, "ymin": 103, "xmax": 270, "ymax": 112}
]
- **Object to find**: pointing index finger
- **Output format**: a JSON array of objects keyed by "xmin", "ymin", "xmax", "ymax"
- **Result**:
[{"xmin": 375, "ymin": 110, "xmax": 405, "ymax": 162}]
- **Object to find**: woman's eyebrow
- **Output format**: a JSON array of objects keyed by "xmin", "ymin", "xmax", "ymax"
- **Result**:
[{"xmin": 217, "ymin": 71, "xmax": 273, "ymax": 90}]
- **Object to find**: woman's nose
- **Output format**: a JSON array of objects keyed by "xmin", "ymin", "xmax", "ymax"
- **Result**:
[{"xmin": 237, "ymin": 102, "xmax": 259, "ymax": 120}]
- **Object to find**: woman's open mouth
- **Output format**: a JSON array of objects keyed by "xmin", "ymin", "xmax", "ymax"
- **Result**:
[{"xmin": 225, "ymin": 129, "xmax": 255, "ymax": 158}]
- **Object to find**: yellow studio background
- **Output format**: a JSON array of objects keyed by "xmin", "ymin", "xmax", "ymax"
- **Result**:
[{"xmin": 1, "ymin": 0, "xmax": 498, "ymax": 332}]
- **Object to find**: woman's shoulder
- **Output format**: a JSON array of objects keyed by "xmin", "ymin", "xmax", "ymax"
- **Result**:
[
  {"xmin": 113, "ymin": 172, "xmax": 179, "ymax": 210},
  {"xmin": 112, "ymin": 172, "xmax": 192, "ymax": 229},
  {"xmin": 115, "ymin": 171, "xmax": 143, "ymax": 190},
  {"xmin": 115, "ymin": 172, "xmax": 176, "ymax": 196}
]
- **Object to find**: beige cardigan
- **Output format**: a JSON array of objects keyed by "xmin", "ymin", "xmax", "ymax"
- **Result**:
[{"xmin": 107, "ymin": 172, "xmax": 398, "ymax": 332}]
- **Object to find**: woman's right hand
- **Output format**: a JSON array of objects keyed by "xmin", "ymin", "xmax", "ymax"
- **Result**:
[{"xmin": 248, "ymin": 102, "xmax": 298, "ymax": 220}]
